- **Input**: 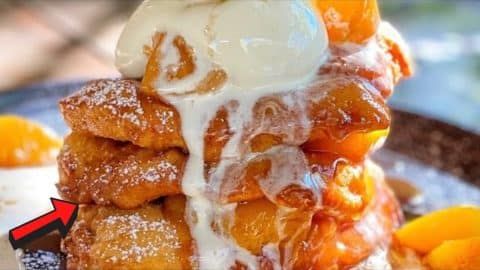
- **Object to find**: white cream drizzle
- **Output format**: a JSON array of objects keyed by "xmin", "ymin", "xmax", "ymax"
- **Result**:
[
  {"xmin": 116, "ymin": 32, "xmax": 399, "ymax": 269},
  {"xmin": 261, "ymin": 243, "xmax": 282, "ymax": 270},
  {"xmin": 169, "ymin": 72, "xmax": 321, "ymax": 269},
  {"xmin": 116, "ymin": 0, "xmax": 330, "ymax": 269}
]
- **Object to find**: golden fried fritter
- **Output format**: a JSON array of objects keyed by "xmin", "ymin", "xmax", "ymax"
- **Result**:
[
  {"xmin": 62, "ymin": 196, "xmax": 193, "ymax": 270},
  {"xmin": 58, "ymin": 133, "xmax": 373, "ymax": 217},
  {"xmin": 59, "ymin": 79, "xmax": 187, "ymax": 152},
  {"xmin": 60, "ymin": 77, "xmax": 390, "ymax": 164},
  {"xmin": 57, "ymin": 132, "xmax": 186, "ymax": 209},
  {"xmin": 62, "ymin": 172, "xmax": 401, "ymax": 270},
  {"xmin": 57, "ymin": 132, "xmax": 264, "ymax": 208}
]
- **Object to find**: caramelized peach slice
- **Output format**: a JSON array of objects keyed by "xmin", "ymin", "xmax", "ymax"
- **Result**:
[
  {"xmin": 311, "ymin": 0, "xmax": 380, "ymax": 43},
  {"xmin": 0, "ymin": 115, "xmax": 61, "ymax": 167},
  {"xmin": 395, "ymin": 206, "xmax": 480, "ymax": 254},
  {"xmin": 305, "ymin": 153, "xmax": 375, "ymax": 220},
  {"xmin": 230, "ymin": 198, "xmax": 278, "ymax": 254},
  {"xmin": 295, "ymin": 172, "xmax": 401, "ymax": 269},
  {"xmin": 322, "ymin": 164, "xmax": 372, "ymax": 220},
  {"xmin": 425, "ymin": 237, "xmax": 480, "ymax": 270},
  {"xmin": 303, "ymin": 129, "xmax": 389, "ymax": 162},
  {"xmin": 307, "ymin": 78, "xmax": 390, "ymax": 144}
]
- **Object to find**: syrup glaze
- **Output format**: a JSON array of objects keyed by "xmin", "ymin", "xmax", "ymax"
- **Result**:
[{"xmin": 114, "ymin": 0, "xmax": 407, "ymax": 268}]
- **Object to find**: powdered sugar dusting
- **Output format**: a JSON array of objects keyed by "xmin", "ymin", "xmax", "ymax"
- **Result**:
[
  {"xmin": 141, "ymin": 160, "xmax": 179, "ymax": 182},
  {"xmin": 98, "ymin": 213, "xmax": 181, "ymax": 264},
  {"xmin": 57, "ymin": 136, "xmax": 183, "ymax": 207},
  {"xmin": 71, "ymin": 80, "xmax": 147, "ymax": 128},
  {"xmin": 155, "ymin": 110, "xmax": 176, "ymax": 133}
]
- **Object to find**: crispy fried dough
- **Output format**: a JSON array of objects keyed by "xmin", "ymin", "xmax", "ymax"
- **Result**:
[
  {"xmin": 57, "ymin": 133, "xmax": 186, "ymax": 209},
  {"xmin": 61, "ymin": 196, "xmax": 193, "ymax": 270},
  {"xmin": 59, "ymin": 79, "xmax": 187, "ymax": 152},
  {"xmin": 58, "ymin": 133, "xmax": 373, "ymax": 216},
  {"xmin": 60, "ymin": 77, "xmax": 389, "ymax": 164},
  {"xmin": 62, "ymin": 173, "xmax": 400, "ymax": 270},
  {"xmin": 57, "ymin": 133, "xmax": 263, "ymax": 208}
]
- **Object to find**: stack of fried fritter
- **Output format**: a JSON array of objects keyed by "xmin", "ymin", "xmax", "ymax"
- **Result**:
[{"xmin": 56, "ymin": 2, "xmax": 413, "ymax": 269}]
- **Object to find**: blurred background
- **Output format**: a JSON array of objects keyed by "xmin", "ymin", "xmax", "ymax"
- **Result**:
[{"xmin": 0, "ymin": 0, "xmax": 479, "ymax": 132}]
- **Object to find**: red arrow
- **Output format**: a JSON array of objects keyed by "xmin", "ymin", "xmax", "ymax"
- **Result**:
[{"xmin": 8, "ymin": 198, "xmax": 78, "ymax": 249}]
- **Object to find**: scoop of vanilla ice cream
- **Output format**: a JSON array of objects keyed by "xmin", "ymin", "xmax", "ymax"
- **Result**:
[{"xmin": 115, "ymin": 0, "xmax": 328, "ymax": 91}]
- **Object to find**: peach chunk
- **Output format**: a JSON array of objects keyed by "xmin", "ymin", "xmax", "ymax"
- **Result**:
[
  {"xmin": 425, "ymin": 237, "xmax": 480, "ymax": 270},
  {"xmin": 395, "ymin": 206, "xmax": 480, "ymax": 254},
  {"xmin": 311, "ymin": 0, "xmax": 380, "ymax": 43},
  {"xmin": 303, "ymin": 129, "xmax": 389, "ymax": 162},
  {"xmin": 0, "ymin": 115, "xmax": 61, "ymax": 167},
  {"xmin": 230, "ymin": 198, "xmax": 278, "ymax": 254},
  {"xmin": 303, "ymin": 76, "xmax": 390, "ymax": 161}
]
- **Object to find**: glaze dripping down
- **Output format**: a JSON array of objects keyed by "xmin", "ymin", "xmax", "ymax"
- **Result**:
[{"xmin": 116, "ymin": 0, "xmax": 331, "ymax": 269}]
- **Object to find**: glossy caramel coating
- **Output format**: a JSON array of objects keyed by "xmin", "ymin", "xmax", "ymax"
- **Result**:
[
  {"xmin": 58, "ymin": 133, "xmax": 374, "ymax": 216},
  {"xmin": 57, "ymin": 133, "xmax": 186, "ymax": 209},
  {"xmin": 60, "ymin": 76, "xmax": 389, "ymax": 165},
  {"xmin": 59, "ymin": 24, "xmax": 410, "ymax": 164},
  {"xmin": 62, "ymin": 170, "xmax": 400, "ymax": 270},
  {"xmin": 294, "ymin": 167, "xmax": 402, "ymax": 269},
  {"xmin": 58, "ymin": 4, "xmax": 413, "ymax": 268}
]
